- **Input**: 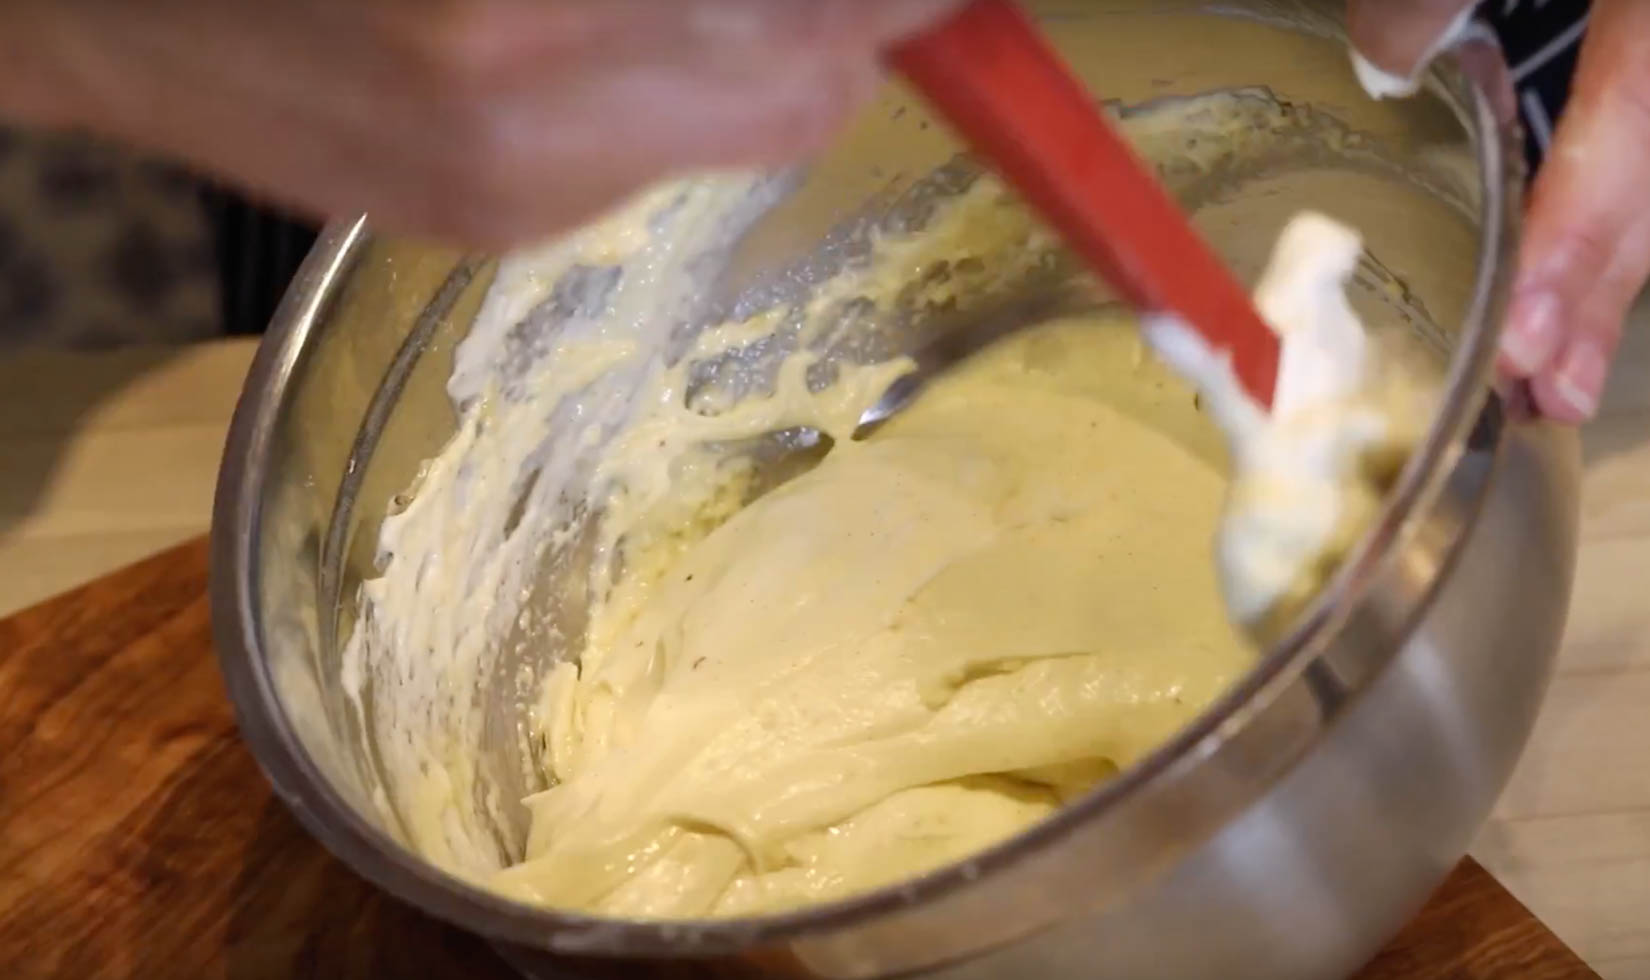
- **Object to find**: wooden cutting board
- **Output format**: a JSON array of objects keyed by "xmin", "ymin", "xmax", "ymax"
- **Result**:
[{"xmin": 0, "ymin": 540, "xmax": 1599, "ymax": 979}]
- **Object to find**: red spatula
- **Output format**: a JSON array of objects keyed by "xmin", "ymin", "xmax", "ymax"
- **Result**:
[{"xmin": 889, "ymin": 0, "xmax": 1280, "ymax": 405}]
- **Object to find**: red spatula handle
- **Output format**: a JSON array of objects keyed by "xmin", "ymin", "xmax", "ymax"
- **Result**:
[{"xmin": 889, "ymin": 0, "xmax": 1279, "ymax": 405}]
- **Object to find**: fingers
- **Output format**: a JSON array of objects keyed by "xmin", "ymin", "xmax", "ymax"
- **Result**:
[
  {"xmin": 433, "ymin": 46, "xmax": 886, "ymax": 245},
  {"xmin": 676, "ymin": 0, "xmax": 964, "ymax": 50},
  {"xmin": 1499, "ymin": 0, "xmax": 1650, "ymax": 422},
  {"xmin": 30, "ymin": 0, "xmax": 962, "ymax": 249},
  {"xmin": 1345, "ymin": 0, "xmax": 1478, "ymax": 96},
  {"xmin": 377, "ymin": 0, "xmax": 960, "ymax": 86},
  {"xmin": 370, "ymin": 0, "xmax": 965, "ymax": 245}
]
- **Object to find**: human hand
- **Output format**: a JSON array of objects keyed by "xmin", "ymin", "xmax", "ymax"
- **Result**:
[
  {"xmin": 0, "ymin": 0, "xmax": 957, "ymax": 249},
  {"xmin": 1349, "ymin": 0, "xmax": 1650, "ymax": 422}
]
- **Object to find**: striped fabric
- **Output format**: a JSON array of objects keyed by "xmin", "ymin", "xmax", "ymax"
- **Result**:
[{"xmin": 1479, "ymin": 0, "xmax": 1591, "ymax": 171}]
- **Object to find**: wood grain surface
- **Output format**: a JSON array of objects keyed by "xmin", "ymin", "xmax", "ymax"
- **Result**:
[{"xmin": 0, "ymin": 539, "xmax": 1599, "ymax": 979}]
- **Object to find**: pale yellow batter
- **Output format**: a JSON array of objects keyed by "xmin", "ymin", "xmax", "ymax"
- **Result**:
[
  {"xmin": 490, "ymin": 317, "xmax": 1251, "ymax": 918},
  {"xmin": 345, "ymin": 87, "xmax": 1437, "ymax": 923}
]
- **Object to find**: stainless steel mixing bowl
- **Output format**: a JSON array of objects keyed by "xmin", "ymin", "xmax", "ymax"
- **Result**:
[{"xmin": 212, "ymin": 2, "xmax": 1580, "ymax": 977}]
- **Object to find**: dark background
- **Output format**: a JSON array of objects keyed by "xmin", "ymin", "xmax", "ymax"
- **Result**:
[{"xmin": 200, "ymin": 189, "xmax": 317, "ymax": 338}]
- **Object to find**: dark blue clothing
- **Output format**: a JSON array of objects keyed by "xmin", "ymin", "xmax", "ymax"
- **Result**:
[{"xmin": 1481, "ymin": 0, "xmax": 1591, "ymax": 171}]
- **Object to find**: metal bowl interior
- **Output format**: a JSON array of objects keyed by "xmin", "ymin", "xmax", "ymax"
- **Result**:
[{"xmin": 212, "ymin": 0, "xmax": 1550, "ymax": 973}]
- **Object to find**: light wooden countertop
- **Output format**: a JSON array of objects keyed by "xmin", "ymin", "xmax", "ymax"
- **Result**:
[{"xmin": 3, "ymin": 319, "xmax": 1648, "ymax": 978}]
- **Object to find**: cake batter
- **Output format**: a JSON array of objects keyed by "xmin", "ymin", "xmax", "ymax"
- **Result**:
[
  {"xmin": 490, "ymin": 315, "xmax": 1250, "ymax": 918},
  {"xmin": 343, "ymin": 88, "xmax": 1444, "ymax": 923}
]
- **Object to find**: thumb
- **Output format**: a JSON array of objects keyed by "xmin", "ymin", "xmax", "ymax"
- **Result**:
[
  {"xmin": 1345, "ymin": 0, "xmax": 1479, "ymax": 97},
  {"xmin": 1498, "ymin": 0, "xmax": 1650, "ymax": 422}
]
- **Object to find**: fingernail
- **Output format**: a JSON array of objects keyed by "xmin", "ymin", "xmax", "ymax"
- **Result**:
[
  {"xmin": 1552, "ymin": 338, "xmax": 1608, "ymax": 420},
  {"xmin": 1500, "ymin": 291, "xmax": 1565, "ymax": 375}
]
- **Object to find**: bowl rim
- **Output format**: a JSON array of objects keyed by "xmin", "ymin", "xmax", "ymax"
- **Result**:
[{"xmin": 210, "ymin": 24, "xmax": 1526, "ymax": 964}]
